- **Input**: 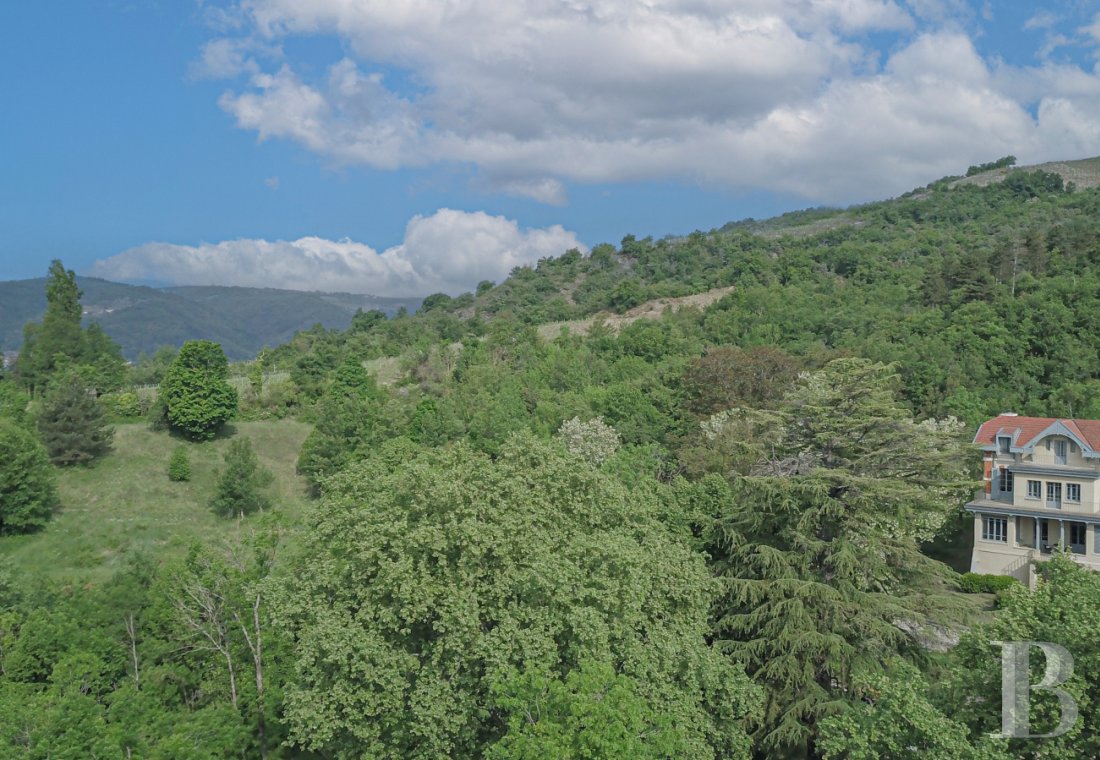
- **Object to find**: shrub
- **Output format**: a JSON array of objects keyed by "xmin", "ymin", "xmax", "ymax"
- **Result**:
[
  {"xmin": 167, "ymin": 446, "xmax": 191, "ymax": 482},
  {"xmin": 958, "ymin": 572, "xmax": 1018, "ymax": 594},
  {"xmin": 102, "ymin": 390, "xmax": 143, "ymax": 419}
]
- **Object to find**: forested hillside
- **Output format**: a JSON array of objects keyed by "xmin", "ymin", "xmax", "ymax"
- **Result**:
[
  {"xmin": 0, "ymin": 278, "xmax": 421, "ymax": 360},
  {"xmin": 271, "ymin": 165, "xmax": 1100, "ymax": 428},
  {"xmin": 3, "ymin": 166, "xmax": 1100, "ymax": 758}
]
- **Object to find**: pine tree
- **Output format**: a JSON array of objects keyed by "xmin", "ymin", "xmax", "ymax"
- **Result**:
[
  {"xmin": 36, "ymin": 375, "xmax": 114, "ymax": 466},
  {"xmin": 210, "ymin": 438, "xmax": 273, "ymax": 519},
  {"xmin": 707, "ymin": 359, "xmax": 973, "ymax": 756}
]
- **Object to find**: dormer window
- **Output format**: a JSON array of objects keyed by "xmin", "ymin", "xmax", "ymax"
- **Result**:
[{"xmin": 997, "ymin": 435, "xmax": 1011, "ymax": 454}]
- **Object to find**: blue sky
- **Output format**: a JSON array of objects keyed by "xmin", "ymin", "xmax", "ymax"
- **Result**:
[{"xmin": 2, "ymin": 1, "xmax": 1100, "ymax": 296}]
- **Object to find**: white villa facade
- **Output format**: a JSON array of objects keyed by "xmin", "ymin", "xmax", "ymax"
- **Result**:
[{"xmin": 966, "ymin": 414, "xmax": 1100, "ymax": 586}]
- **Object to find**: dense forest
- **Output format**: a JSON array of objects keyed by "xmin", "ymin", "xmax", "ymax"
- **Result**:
[{"xmin": 3, "ymin": 166, "xmax": 1100, "ymax": 757}]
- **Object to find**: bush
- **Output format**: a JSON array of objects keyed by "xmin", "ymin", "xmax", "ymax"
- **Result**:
[
  {"xmin": 102, "ymin": 390, "xmax": 143, "ymax": 419},
  {"xmin": 167, "ymin": 446, "xmax": 191, "ymax": 482},
  {"xmin": 957, "ymin": 572, "xmax": 1018, "ymax": 594}
]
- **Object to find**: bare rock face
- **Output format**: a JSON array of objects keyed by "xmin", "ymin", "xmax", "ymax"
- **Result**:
[{"xmin": 895, "ymin": 618, "xmax": 963, "ymax": 653}]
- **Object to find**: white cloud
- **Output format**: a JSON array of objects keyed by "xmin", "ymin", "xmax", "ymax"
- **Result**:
[
  {"xmin": 90, "ymin": 209, "xmax": 586, "ymax": 297},
  {"xmin": 189, "ymin": 37, "xmax": 280, "ymax": 80},
  {"xmin": 204, "ymin": 1, "xmax": 1100, "ymax": 203},
  {"xmin": 1024, "ymin": 10, "xmax": 1058, "ymax": 31},
  {"xmin": 1081, "ymin": 13, "xmax": 1100, "ymax": 42}
]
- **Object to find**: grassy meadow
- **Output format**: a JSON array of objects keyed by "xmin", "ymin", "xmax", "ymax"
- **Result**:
[{"xmin": 0, "ymin": 419, "xmax": 313, "ymax": 584}]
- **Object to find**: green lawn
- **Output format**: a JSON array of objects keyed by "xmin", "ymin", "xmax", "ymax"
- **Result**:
[{"xmin": 0, "ymin": 420, "xmax": 313, "ymax": 584}]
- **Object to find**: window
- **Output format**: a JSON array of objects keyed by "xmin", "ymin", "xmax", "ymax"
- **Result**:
[
  {"xmin": 1055, "ymin": 440, "xmax": 1068, "ymax": 462},
  {"xmin": 983, "ymin": 516, "xmax": 1008, "ymax": 542},
  {"xmin": 1067, "ymin": 483, "xmax": 1081, "ymax": 502},
  {"xmin": 1027, "ymin": 480, "xmax": 1042, "ymax": 499},
  {"xmin": 999, "ymin": 467, "xmax": 1013, "ymax": 492},
  {"xmin": 1094, "ymin": 526, "xmax": 1100, "ymax": 553},
  {"xmin": 1071, "ymin": 442, "xmax": 1079, "ymax": 453},
  {"xmin": 1070, "ymin": 523, "xmax": 1086, "ymax": 546},
  {"xmin": 1048, "ymin": 482, "xmax": 1062, "ymax": 504},
  {"xmin": 998, "ymin": 436, "xmax": 1011, "ymax": 454}
]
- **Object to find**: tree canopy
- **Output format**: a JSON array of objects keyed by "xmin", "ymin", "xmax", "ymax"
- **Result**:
[
  {"xmin": 14, "ymin": 260, "xmax": 126, "ymax": 395},
  {"xmin": 159, "ymin": 340, "xmax": 238, "ymax": 440},
  {"xmin": 0, "ymin": 418, "xmax": 57, "ymax": 534},
  {"xmin": 706, "ymin": 359, "xmax": 973, "ymax": 755},
  {"xmin": 36, "ymin": 374, "xmax": 114, "ymax": 466},
  {"xmin": 275, "ymin": 434, "xmax": 761, "ymax": 759}
]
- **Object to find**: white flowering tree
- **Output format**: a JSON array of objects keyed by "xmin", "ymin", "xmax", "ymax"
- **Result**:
[{"xmin": 556, "ymin": 416, "xmax": 621, "ymax": 466}]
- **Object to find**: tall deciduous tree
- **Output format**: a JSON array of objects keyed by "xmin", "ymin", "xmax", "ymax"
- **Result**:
[
  {"xmin": 0, "ymin": 418, "xmax": 57, "ymax": 534},
  {"xmin": 160, "ymin": 340, "xmax": 238, "ymax": 440},
  {"xmin": 708, "ymin": 359, "xmax": 973, "ymax": 756},
  {"xmin": 275, "ymin": 433, "xmax": 760, "ymax": 759},
  {"xmin": 36, "ymin": 375, "xmax": 114, "ymax": 466},
  {"xmin": 487, "ymin": 661, "xmax": 687, "ymax": 760}
]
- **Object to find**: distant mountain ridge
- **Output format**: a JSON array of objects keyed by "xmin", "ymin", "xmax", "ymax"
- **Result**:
[{"xmin": 0, "ymin": 277, "xmax": 421, "ymax": 360}]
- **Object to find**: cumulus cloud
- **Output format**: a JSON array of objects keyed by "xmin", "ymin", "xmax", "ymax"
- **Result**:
[
  {"xmin": 203, "ymin": 0, "xmax": 1100, "ymax": 204},
  {"xmin": 189, "ymin": 37, "xmax": 280, "ymax": 80},
  {"xmin": 91, "ymin": 209, "xmax": 585, "ymax": 297}
]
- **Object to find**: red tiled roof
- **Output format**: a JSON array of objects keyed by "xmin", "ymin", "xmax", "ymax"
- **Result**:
[{"xmin": 974, "ymin": 415, "xmax": 1100, "ymax": 450}]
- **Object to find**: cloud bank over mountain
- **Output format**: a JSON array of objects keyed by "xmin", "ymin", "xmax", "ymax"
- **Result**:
[
  {"xmin": 92, "ymin": 209, "xmax": 585, "ymax": 296},
  {"xmin": 202, "ymin": 0, "xmax": 1100, "ymax": 204}
]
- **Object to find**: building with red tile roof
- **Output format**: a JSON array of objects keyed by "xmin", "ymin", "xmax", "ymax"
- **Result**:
[{"xmin": 967, "ymin": 414, "xmax": 1100, "ymax": 586}]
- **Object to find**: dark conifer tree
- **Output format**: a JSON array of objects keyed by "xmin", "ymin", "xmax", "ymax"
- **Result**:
[
  {"xmin": 36, "ymin": 375, "xmax": 114, "ymax": 466},
  {"xmin": 210, "ymin": 437, "xmax": 274, "ymax": 519},
  {"xmin": 706, "ymin": 359, "xmax": 973, "ymax": 756}
]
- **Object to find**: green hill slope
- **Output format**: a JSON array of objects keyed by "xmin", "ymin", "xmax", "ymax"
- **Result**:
[{"xmin": 0, "ymin": 420, "xmax": 312, "ymax": 583}]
